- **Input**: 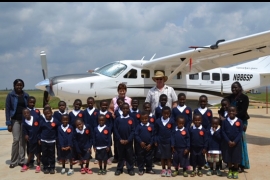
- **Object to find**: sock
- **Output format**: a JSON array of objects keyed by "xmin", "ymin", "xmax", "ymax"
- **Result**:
[
  {"xmin": 70, "ymin": 164, "xmax": 73, "ymax": 169},
  {"xmin": 216, "ymin": 164, "xmax": 220, "ymax": 170},
  {"xmin": 193, "ymin": 166, "xmax": 196, "ymax": 171},
  {"xmin": 99, "ymin": 165, "xmax": 102, "ymax": 170},
  {"xmin": 183, "ymin": 167, "xmax": 187, "ymax": 172},
  {"xmin": 104, "ymin": 165, "xmax": 107, "ymax": 170},
  {"xmin": 62, "ymin": 163, "xmax": 65, "ymax": 168},
  {"xmin": 175, "ymin": 167, "xmax": 179, "ymax": 171},
  {"xmin": 85, "ymin": 163, "xmax": 89, "ymax": 168},
  {"xmin": 80, "ymin": 164, "xmax": 83, "ymax": 168},
  {"xmin": 198, "ymin": 166, "xmax": 202, "ymax": 170}
]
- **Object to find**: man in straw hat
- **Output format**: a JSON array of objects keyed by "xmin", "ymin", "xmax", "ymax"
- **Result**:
[{"xmin": 145, "ymin": 71, "xmax": 177, "ymax": 114}]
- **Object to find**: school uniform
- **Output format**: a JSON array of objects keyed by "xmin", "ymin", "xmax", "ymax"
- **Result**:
[
  {"xmin": 221, "ymin": 117, "xmax": 243, "ymax": 164},
  {"xmin": 112, "ymin": 107, "xmax": 123, "ymax": 161},
  {"xmin": 171, "ymin": 126, "xmax": 190, "ymax": 168},
  {"xmin": 114, "ymin": 108, "xmax": 123, "ymax": 119},
  {"xmin": 73, "ymin": 125, "xmax": 93, "ymax": 161},
  {"xmin": 135, "ymin": 122, "xmax": 155, "ymax": 172},
  {"xmin": 114, "ymin": 114, "xmax": 135, "ymax": 172},
  {"xmin": 69, "ymin": 110, "xmax": 84, "ymax": 129},
  {"xmin": 83, "ymin": 107, "xmax": 99, "ymax": 130},
  {"xmin": 189, "ymin": 125, "xmax": 208, "ymax": 167},
  {"xmin": 58, "ymin": 124, "xmax": 74, "ymax": 160},
  {"xmin": 207, "ymin": 126, "xmax": 222, "ymax": 163},
  {"xmin": 155, "ymin": 116, "xmax": 175, "ymax": 159},
  {"xmin": 193, "ymin": 108, "xmax": 213, "ymax": 130},
  {"xmin": 99, "ymin": 110, "xmax": 114, "ymax": 131},
  {"xmin": 93, "ymin": 125, "xmax": 112, "ymax": 161},
  {"xmin": 129, "ymin": 108, "xmax": 141, "ymax": 128},
  {"xmin": 148, "ymin": 113, "xmax": 156, "ymax": 125},
  {"xmin": 172, "ymin": 105, "xmax": 192, "ymax": 128},
  {"xmin": 27, "ymin": 107, "xmax": 41, "ymax": 121},
  {"xmin": 38, "ymin": 117, "xmax": 60, "ymax": 171},
  {"xmin": 22, "ymin": 116, "xmax": 41, "ymax": 155},
  {"xmin": 154, "ymin": 105, "xmax": 163, "ymax": 120}
]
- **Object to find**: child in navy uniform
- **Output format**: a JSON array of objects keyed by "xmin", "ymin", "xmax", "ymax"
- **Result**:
[
  {"xmin": 58, "ymin": 114, "xmax": 74, "ymax": 176},
  {"xmin": 206, "ymin": 117, "xmax": 222, "ymax": 176},
  {"xmin": 74, "ymin": 118, "xmax": 93, "ymax": 174},
  {"xmin": 69, "ymin": 99, "xmax": 84, "ymax": 129},
  {"xmin": 99, "ymin": 100, "xmax": 114, "ymax": 165},
  {"xmin": 38, "ymin": 107, "xmax": 61, "ymax": 174},
  {"xmin": 93, "ymin": 114, "xmax": 112, "ymax": 175},
  {"xmin": 21, "ymin": 108, "xmax": 41, "ymax": 173},
  {"xmin": 171, "ymin": 115, "xmax": 190, "ymax": 177},
  {"xmin": 189, "ymin": 113, "xmax": 208, "ymax": 177},
  {"xmin": 172, "ymin": 93, "xmax": 192, "ymax": 128},
  {"xmin": 193, "ymin": 95, "xmax": 212, "ymax": 130},
  {"xmin": 222, "ymin": 106, "xmax": 243, "ymax": 179},
  {"xmin": 143, "ymin": 102, "xmax": 156, "ymax": 125},
  {"xmin": 218, "ymin": 98, "xmax": 230, "ymax": 122},
  {"xmin": 25, "ymin": 96, "xmax": 41, "ymax": 168},
  {"xmin": 83, "ymin": 97, "xmax": 99, "ymax": 130},
  {"xmin": 155, "ymin": 94, "xmax": 168, "ymax": 120},
  {"xmin": 155, "ymin": 106, "xmax": 175, "ymax": 177},
  {"xmin": 129, "ymin": 98, "xmax": 141, "ymax": 127},
  {"xmin": 114, "ymin": 103, "xmax": 135, "ymax": 176},
  {"xmin": 135, "ymin": 111, "xmax": 155, "ymax": 175}
]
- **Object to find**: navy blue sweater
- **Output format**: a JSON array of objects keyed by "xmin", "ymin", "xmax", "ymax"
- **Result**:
[
  {"xmin": 69, "ymin": 110, "xmax": 84, "ymax": 128},
  {"xmin": 38, "ymin": 117, "xmax": 61, "ymax": 141},
  {"xmin": 135, "ymin": 123, "xmax": 155, "ymax": 145},
  {"xmin": 129, "ymin": 109, "xmax": 141, "ymax": 128},
  {"xmin": 27, "ymin": 108, "xmax": 41, "ymax": 121},
  {"xmin": 221, "ymin": 118, "xmax": 243, "ymax": 144},
  {"xmin": 22, "ymin": 116, "xmax": 40, "ymax": 144},
  {"xmin": 189, "ymin": 126, "xmax": 208, "ymax": 149},
  {"xmin": 148, "ymin": 114, "xmax": 156, "ymax": 125},
  {"xmin": 155, "ymin": 106, "xmax": 163, "ymax": 120},
  {"xmin": 93, "ymin": 126, "xmax": 112, "ymax": 148},
  {"xmin": 193, "ymin": 108, "xmax": 213, "ymax": 130},
  {"xmin": 171, "ymin": 127, "xmax": 190, "ymax": 149},
  {"xmin": 172, "ymin": 106, "xmax": 192, "ymax": 128},
  {"xmin": 53, "ymin": 110, "xmax": 67, "ymax": 124},
  {"xmin": 114, "ymin": 115, "xmax": 135, "ymax": 143},
  {"xmin": 58, "ymin": 125, "xmax": 74, "ymax": 148},
  {"xmin": 73, "ymin": 125, "xmax": 93, "ymax": 154},
  {"xmin": 207, "ymin": 127, "xmax": 222, "ymax": 151},
  {"xmin": 83, "ymin": 108, "xmax": 99, "ymax": 130},
  {"xmin": 100, "ymin": 111, "xmax": 114, "ymax": 131},
  {"xmin": 155, "ymin": 117, "xmax": 175, "ymax": 144}
]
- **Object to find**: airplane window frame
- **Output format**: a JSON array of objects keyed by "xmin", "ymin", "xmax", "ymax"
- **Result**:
[
  {"xmin": 94, "ymin": 62, "xmax": 127, "ymax": 78},
  {"xmin": 123, "ymin": 69, "xmax": 137, "ymax": 79},
  {"xmin": 202, "ymin": 72, "xmax": 210, "ymax": 80},
  {"xmin": 189, "ymin": 73, "xmax": 199, "ymax": 80},
  {"xmin": 171, "ymin": 71, "xmax": 182, "ymax": 79},
  {"xmin": 222, "ymin": 73, "xmax": 230, "ymax": 81},
  {"xmin": 212, "ymin": 73, "xmax": 220, "ymax": 81},
  {"xmin": 141, "ymin": 69, "xmax": 150, "ymax": 78}
]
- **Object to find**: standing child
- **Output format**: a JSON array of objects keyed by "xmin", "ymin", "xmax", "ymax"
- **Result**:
[
  {"xmin": 99, "ymin": 100, "xmax": 114, "ymax": 165},
  {"xmin": 189, "ymin": 113, "xmax": 208, "ymax": 177},
  {"xmin": 218, "ymin": 98, "xmax": 230, "ymax": 122},
  {"xmin": 135, "ymin": 111, "xmax": 155, "ymax": 175},
  {"xmin": 38, "ymin": 107, "xmax": 61, "ymax": 174},
  {"xmin": 155, "ymin": 94, "xmax": 168, "ymax": 120},
  {"xmin": 26, "ymin": 96, "xmax": 41, "ymax": 168},
  {"xmin": 222, "ymin": 106, "xmax": 243, "ymax": 179},
  {"xmin": 206, "ymin": 117, "xmax": 222, "ymax": 176},
  {"xmin": 74, "ymin": 118, "xmax": 93, "ymax": 174},
  {"xmin": 83, "ymin": 97, "xmax": 99, "ymax": 130},
  {"xmin": 143, "ymin": 102, "xmax": 156, "ymax": 125},
  {"xmin": 172, "ymin": 93, "xmax": 192, "ymax": 128},
  {"xmin": 21, "ymin": 108, "xmax": 41, "ymax": 173},
  {"xmin": 93, "ymin": 114, "xmax": 112, "ymax": 175},
  {"xmin": 58, "ymin": 114, "xmax": 74, "ymax": 176},
  {"xmin": 171, "ymin": 115, "xmax": 190, "ymax": 177},
  {"xmin": 114, "ymin": 103, "xmax": 135, "ymax": 176},
  {"xmin": 69, "ymin": 99, "xmax": 84, "ymax": 129},
  {"xmin": 155, "ymin": 106, "xmax": 175, "ymax": 177},
  {"xmin": 129, "ymin": 98, "xmax": 141, "ymax": 127}
]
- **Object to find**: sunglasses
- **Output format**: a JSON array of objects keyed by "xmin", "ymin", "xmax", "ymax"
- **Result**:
[{"xmin": 155, "ymin": 78, "xmax": 163, "ymax": 81}]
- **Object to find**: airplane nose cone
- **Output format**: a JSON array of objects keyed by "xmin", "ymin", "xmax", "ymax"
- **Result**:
[{"xmin": 35, "ymin": 79, "xmax": 50, "ymax": 91}]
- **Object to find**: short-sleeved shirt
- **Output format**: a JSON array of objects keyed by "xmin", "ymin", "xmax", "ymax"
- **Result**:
[
  {"xmin": 112, "ymin": 96, "xmax": 132, "ymax": 111},
  {"xmin": 145, "ymin": 85, "xmax": 177, "ymax": 114}
]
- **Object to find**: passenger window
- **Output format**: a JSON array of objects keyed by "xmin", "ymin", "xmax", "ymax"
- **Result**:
[
  {"xmin": 222, "ymin": 73, "xmax": 230, "ymax": 81},
  {"xmin": 202, "ymin": 72, "xmax": 210, "ymax": 80},
  {"xmin": 189, "ymin": 73, "xmax": 199, "ymax": 80},
  {"xmin": 123, "ymin": 69, "xmax": 137, "ymax": 79},
  {"xmin": 171, "ymin": 71, "xmax": 182, "ymax": 79},
  {"xmin": 212, "ymin": 73, "xmax": 220, "ymax": 81},
  {"xmin": 141, "ymin": 69, "xmax": 150, "ymax": 78}
]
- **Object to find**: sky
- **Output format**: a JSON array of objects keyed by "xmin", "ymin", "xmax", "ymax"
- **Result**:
[{"xmin": 1, "ymin": 2, "xmax": 270, "ymax": 90}]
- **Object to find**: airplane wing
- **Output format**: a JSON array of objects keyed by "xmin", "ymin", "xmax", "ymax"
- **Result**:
[{"xmin": 142, "ymin": 30, "xmax": 270, "ymax": 80}]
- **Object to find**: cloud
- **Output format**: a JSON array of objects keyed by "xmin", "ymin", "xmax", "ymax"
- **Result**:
[{"xmin": 0, "ymin": 2, "xmax": 269, "ymax": 90}]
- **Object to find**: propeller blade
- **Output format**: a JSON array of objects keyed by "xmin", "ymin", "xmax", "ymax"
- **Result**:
[
  {"xmin": 40, "ymin": 51, "xmax": 48, "ymax": 80},
  {"xmin": 43, "ymin": 91, "xmax": 49, "ymax": 108}
]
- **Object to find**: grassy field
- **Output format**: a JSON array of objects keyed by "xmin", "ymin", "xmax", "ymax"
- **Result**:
[
  {"xmin": 0, "ymin": 90, "xmax": 269, "ymax": 110},
  {"xmin": 0, "ymin": 90, "xmax": 60, "ymax": 109}
]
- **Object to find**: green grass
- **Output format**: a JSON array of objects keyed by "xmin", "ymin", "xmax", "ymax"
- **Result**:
[
  {"xmin": 0, "ymin": 90, "xmax": 60, "ymax": 109},
  {"xmin": 247, "ymin": 92, "xmax": 270, "ymax": 103}
]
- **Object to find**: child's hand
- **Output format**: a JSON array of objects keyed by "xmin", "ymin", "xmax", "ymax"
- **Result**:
[
  {"xmin": 7, "ymin": 125, "xmax": 12, "ymax": 132},
  {"xmin": 140, "ymin": 142, "xmax": 146, "ymax": 148},
  {"xmin": 145, "ymin": 144, "xmax": 151, "ymax": 151},
  {"xmin": 171, "ymin": 147, "xmax": 175, "ymax": 153},
  {"xmin": 154, "ymin": 143, "xmax": 158, "ymax": 147},
  {"xmin": 184, "ymin": 149, "xmax": 189, "ymax": 155},
  {"xmin": 38, "ymin": 140, "xmax": 41, "ymax": 145},
  {"xmin": 228, "ymin": 141, "xmax": 234, "ymax": 147},
  {"xmin": 120, "ymin": 140, "xmax": 125, "ymax": 144},
  {"xmin": 25, "ymin": 135, "xmax": 29, "ymax": 141},
  {"xmin": 243, "ymin": 125, "xmax": 247, "ymax": 132},
  {"xmin": 88, "ymin": 148, "xmax": 92, "ymax": 154},
  {"xmin": 106, "ymin": 147, "xmax": 110, "ymax": 152},
  {"xmin": 202, "ymin": 149, "xmax": 206, "ymax": 155},
  {"xmin": 231, "ymin": 141, "xmax": 236, "ymax": 147},
  {"xmin": 62, "ymin": 147, "xmax": 66, "ymax": 151}
]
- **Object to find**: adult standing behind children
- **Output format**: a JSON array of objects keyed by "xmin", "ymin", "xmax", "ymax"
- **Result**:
[
  {"xmin": 225, "ymin": 81, "xmax": 250, "ymax": 172},
  {"xmin": 5, "ymin": 79, "xmax": 29, "ymax": 168},
  {"xmin": 145, "ymin": 71, "xmax": 177, "ymax": 115}
]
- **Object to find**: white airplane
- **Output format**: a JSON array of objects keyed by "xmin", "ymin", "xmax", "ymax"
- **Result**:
[{"xmin": 35, "ymin": 30, "xmax": 270, "ymax": 108}]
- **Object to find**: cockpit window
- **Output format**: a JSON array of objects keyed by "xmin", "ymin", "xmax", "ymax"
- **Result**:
[{"xmin": 94, "ymin": 62, "xmax": 127, "ymax": 78}]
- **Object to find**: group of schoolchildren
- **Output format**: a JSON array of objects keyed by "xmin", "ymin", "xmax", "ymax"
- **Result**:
[{"xmin": 20, "ymin": 92, "xmax": 243, "ymax": 179}]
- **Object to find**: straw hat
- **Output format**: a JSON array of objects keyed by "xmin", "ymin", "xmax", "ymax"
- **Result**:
[{"xmin": 152, "ymin": 71, "xmax": 168, "ymax": 82}]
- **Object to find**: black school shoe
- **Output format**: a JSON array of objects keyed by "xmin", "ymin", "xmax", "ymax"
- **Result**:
[
  {"xmin": 114, "ymin": 170, "xmax": 122, "ymax": 176},
  {"xmin": 146, "ymin": 170, "xmax": 155, "ymax": 174},
  {"xmin": 9, "ymin": 164, "xmax": 16, "ymax": 168},
  {"xmin": 43, "ymin": 169, "xmax": 50, "ymax": 174},
  {"xmin": 128, "ymin": 170, "xmax": 135, "ymax": 176},
  {"xmin": 49, "ymin": 169, "xmax": 55, "ymax": 174}
]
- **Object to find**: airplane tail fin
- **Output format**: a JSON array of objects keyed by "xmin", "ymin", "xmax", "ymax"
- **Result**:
[{"xmin": 232, "ymin": 55, "xmax": 270, "ymax": 73}]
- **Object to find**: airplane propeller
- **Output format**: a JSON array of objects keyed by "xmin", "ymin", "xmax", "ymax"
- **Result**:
[
  {"xmin": 189, "ymin": 39, "xmax": 225, "ymax": 50},
  {"xmin": 40, "ymin": 51, "xmax": 51, "ymax": 107}
]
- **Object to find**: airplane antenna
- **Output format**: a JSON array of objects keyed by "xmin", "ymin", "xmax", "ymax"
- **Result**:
[
  {"xmin": 150, "ymin": 53, "xmax": 156, "ymax": 61},
  {"xmin": 141, "ymin": 56, "xmax": 145, "ymax": 61},
  {"xmin": 189, "ymin": 39, "xmax": 225, "ymax": 50}
]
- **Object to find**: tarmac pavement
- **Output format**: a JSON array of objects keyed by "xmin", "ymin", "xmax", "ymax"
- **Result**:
[{"xmin": 0, "ymin": 109, "xmax": 269, "ymax": 180}]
